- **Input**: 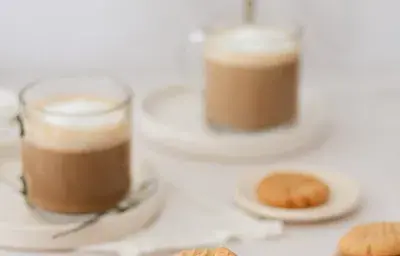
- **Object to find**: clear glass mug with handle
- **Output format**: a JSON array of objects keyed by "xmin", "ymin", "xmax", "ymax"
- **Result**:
[
  {"xmin": 0, "ymin": 76, "xmax": 133, "ymax": 214},
  {"xmin": 182, "ymin": 2, "xmax": 302, "ymax": 133}
]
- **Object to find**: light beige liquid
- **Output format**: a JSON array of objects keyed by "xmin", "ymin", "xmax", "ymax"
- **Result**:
[
  {"xmin": 21, "ymin": 96, "xmax": 131, "ymax": 213},
  {"xmin": 205, "ymin": 26, "xmax": 300, "ymax": 131}
]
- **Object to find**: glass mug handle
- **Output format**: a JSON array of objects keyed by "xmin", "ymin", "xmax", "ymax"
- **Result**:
[
  {"xmin": 0, "ymin": 160, "xmax": 24, "ymax": 193},
  {"xmin": 0, "ymin": 117, "xmax": 24, "ymax": 194},
  {"xmin": 180, "ymin": 28, "xmax": 207, "ymax": 88},
  {"xmin": 0, "ymin": 90, "xmax": 25, "ymax": 193}
]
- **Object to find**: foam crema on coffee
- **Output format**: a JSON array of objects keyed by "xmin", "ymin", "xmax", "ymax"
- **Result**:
[
  {"xmin": 23, "ymin": 96, "xmax": 130, "ymax": 152},
  {"xmin": 204, "ymin": 25, "xmax": 299, "ymax": 67}
]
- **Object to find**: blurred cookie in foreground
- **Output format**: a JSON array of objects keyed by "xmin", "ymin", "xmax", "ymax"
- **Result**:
[
  {"xmin": 177, "ymin": 247, "xmax": 236, "ymax": 256},
  {"xmin": 256, "ymin": 172, "xmax": 330, "ymax": 209},
  {"xmin": 338, "ymin": 222, "xmax": 400, "ymax": 256}
]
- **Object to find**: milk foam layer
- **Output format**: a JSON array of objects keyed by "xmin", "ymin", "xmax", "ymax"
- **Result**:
[
  {"xmin": 43, "ymin": 99, "xmax": 125, "ymax": 129},
  {"xmin": 205, "ymin": 25, "xmax": 299, "ymax": 67},
  {"xmin": 24, "ymin": 97, "xmax": 130, "ymax": 152}
]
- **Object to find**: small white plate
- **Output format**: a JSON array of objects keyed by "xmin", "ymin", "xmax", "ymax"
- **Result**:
[
  {"xmin": 0, "ymin": 160, "xmax": 166, "ymax": 250},
  {"xmin": 234, "ymin": 165, "xmax": 361, "ymax": 222},
  {"xmin": 139, "ymin": 85, "xmax": 330, "ymax": 160}
]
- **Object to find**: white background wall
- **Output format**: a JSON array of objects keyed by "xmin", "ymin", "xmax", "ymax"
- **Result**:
[{"xmin": 0, "ymin": 0, "xmax": 399, "ymax": 76}]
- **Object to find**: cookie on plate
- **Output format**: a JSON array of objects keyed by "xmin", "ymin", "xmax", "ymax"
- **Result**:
[
  {"xmin": 256, "ymin": 172, "xmax": 330, "ymax": 209},
  {"xmin": 338, "ymin": 222, "xmax": 400, "ymax": 256},
  {"xmin": 177, "ymin": 247, "xmax": 236, "ymax": 256}
]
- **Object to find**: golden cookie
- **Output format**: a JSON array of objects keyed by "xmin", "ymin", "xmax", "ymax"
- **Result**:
[
  {"xmin": 177, "ymin": 248, "xmax": 236, "ymax": 256},
  {"xmin": 339, "ymin": 222, "xmax": 400, "ymax": 256},
  {"xmin": 256, "ymin": 172, "xmax": 330, "ymax": 208}
]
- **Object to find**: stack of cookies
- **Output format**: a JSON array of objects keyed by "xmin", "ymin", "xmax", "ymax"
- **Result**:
[{"xmin": 177, "ymin": 248, "xmax": 236, "ymax": 256}]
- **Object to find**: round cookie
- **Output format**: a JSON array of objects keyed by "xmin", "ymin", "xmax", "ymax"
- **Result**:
[
  {"xmin": 177, "ymin": 248, "xmax": 236, "ymax": 256},
  {"xmin": 339, "ymin": 222, "xmax": 400, "ymax": 256},
  {"xmin": 256, "ymin": 172, "xmax": 330, "ymax": 208}
]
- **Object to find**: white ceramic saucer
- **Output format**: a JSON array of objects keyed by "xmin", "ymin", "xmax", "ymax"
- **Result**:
[
  {"xmin": 139, "ymin": 85, "xmax": 330, "ymax": 160},
  {"xmin": 0, "ymin": 160, "xmax": 166, "ymax": 250},
  {"xmin": 234, "ymin": 165, "xmax": 361, "ymax": 222}
]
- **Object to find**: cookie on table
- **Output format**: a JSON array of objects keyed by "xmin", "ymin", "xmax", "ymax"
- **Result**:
[
  {"xmin": 177, "ymin": 247, "xmax": 236, "ymax": 256},
  {"xmin": 256, "ymin": 172, "xmax": 330, "ymax": 209},
  {"xmin": 338, "ymin": 222, "xmax": 400, "ymax": 256}
]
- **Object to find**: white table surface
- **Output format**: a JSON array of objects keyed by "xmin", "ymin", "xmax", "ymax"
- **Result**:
[
  {"xmin": 2, "ymin": 70, "xmax": 400, "ymax": 255},
  {"xmin": 134, "ymin": 70, "xmax": 400, "ymax": 255}
]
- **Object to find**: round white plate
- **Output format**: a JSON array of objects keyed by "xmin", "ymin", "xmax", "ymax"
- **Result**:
[
  {"xmin": 139, "ymin": 85, "xmax": 330, "ymax": 160},
  {"xmin": 234, "ymin": 165, "xmax": 361, "ymax": 222},
  {"xmin": 0, "ymin": 160, "xmax": 166, "ymax": 250}
]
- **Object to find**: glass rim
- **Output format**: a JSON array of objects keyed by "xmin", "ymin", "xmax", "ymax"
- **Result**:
[
  {"xmin": 194, "ymin": 22, "xmax": 303, "ymax": 39},
  {"xmin": 19, "ymin": 75, "xmax": 133, "ymax": 117}
]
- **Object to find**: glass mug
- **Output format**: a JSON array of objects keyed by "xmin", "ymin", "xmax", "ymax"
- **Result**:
[
  {"xmin": 184, "ymin": 22, "xmax": 302, "ymax": 132},
  {"xmin": 10, "ymin": 76, "xmax": 133, "ymax": 214}
]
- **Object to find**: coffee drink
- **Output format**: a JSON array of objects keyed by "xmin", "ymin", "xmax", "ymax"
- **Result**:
[
  {"xmin": 205, "ymin": 25, "xmax": 300, "ymax": 131},
  {"xmin": 21, "ymin": 96, "xmax": 131, "ymax": 213}
]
